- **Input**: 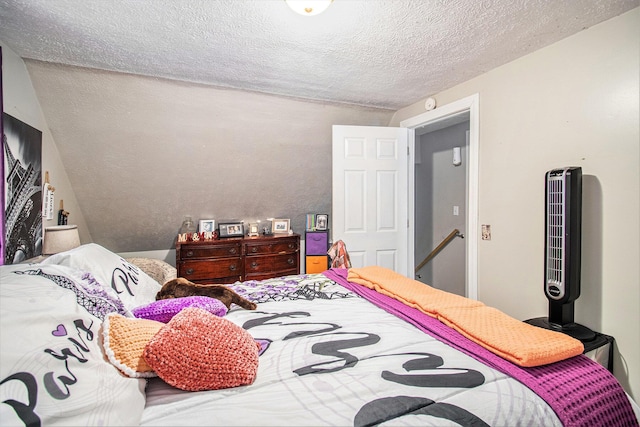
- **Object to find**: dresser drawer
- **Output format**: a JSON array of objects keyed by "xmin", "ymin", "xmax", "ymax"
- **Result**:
[
  {"xmin": 245, "ymin": 253, "xmax": 298, "ymax": 273},
  {"xmin": 179, "ymin": 242, "xmax": 241, "ymax": 260},
  {"xmin": 178, "ymin": 258, "xmax": 242, "ymax": 282},
  {"xmin": 272, "ymin": 253, "xmax": 299, "ymax": 272},
  {"xmin": 306, "ymin": 255, "xmax": 328, "ymax": 273},
  {"xmin": 245, "ymin": 239, "xmax": 299, "ymax": 255},
  {"xmin": 305, "ymin": 232, "xmax": 328, "ymax": 255}
]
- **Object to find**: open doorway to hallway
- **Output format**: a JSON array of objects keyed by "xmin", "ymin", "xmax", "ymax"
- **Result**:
[{"xmin": 414, "ymin": 115, "xmax": 470, "ymax": 297}]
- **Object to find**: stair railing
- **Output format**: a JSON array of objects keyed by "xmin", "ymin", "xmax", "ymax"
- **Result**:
[{"xmin": 415, "ymin": 228, "xmax": 464, "ymax": 274}]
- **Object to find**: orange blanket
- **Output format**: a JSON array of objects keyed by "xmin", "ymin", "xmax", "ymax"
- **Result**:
[{"xmin": 348, "ymin": 266, "xmax": 584, "ymax": 367}]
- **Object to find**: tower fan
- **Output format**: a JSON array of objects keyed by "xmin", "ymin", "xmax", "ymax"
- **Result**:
[{"xmin": 525, "ymin": 167, "xmax": 596, "ymax": 341}]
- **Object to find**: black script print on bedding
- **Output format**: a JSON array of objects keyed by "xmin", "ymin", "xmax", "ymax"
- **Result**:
[
  {"xmin": 243, "ymin": 311, "xmax": 342, "ymax": 340},
  {"xmin": 110, "ymin": 258, "xmax": 144, "ymax": 298},
  {"xmin": 16, "ymin": 269, "xmax": 127, "ymax": 320},
  {"xmin": 242, "ymin": 310, "xmax": 487, "ymax": 426},
  {"xmin": 294, "ymin": 332, "xmax": 381, "ymax": 375},
  {"xmin": 355, "ymin": 396, "xmax": 489, "ymax": 427},
  {"xmin": 380, "ymin": 353, "xmax": 485, "ymax": 388},
  {"xmin": 1, "ymin": 318, "xmax": 95, "ymax": 426}
]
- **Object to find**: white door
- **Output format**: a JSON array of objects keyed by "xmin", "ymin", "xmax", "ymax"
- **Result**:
[{"xmin": 332, "ymin": 125, "xmax": 410, "ymax": 276}]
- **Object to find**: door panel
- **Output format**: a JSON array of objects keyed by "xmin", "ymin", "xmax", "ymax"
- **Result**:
[
  {"xmin": 344, "ymin": 171, "xmax": 365, "ymax": 232},
  {"xmin": 332, "ymin": 125, "xmax": 409, "ymax": 275},
  {"xmin": 377, "ymin": 170, "xmax": 397, "ymax": 230}
]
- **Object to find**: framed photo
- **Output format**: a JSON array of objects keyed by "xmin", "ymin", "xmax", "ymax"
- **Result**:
[
  {"xmin": 248, "ymin": 222, "xmax": 260, "ymax": 237},
  {"xmin": 218, "ymin": 222, "xmax": 244, "ymax": 238},
  {"xmin": 272, "ymin": 218, "xmax": 290, "ymax": 234},
  {"xmin": 315, "ymin": 214, "xmax": 328, "ymax": 231},
  {"xmin": 199, "ymin": 219, "xmax": 216, "ymax": 233}
]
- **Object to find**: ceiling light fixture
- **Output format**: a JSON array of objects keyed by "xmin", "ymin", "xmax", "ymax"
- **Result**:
[{"xmin": 285, "ymin": 0, "xmax": 333, "ymax": 16}]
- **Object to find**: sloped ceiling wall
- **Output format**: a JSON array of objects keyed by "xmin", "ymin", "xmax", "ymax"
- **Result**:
[{"xmin": 25, "ymin": 60, "xmax": 394, "ymax": 252}]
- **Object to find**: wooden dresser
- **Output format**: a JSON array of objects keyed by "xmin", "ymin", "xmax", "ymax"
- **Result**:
[{"xmin": 175, "ymin": 233, "xmax": 300, "ymax": 284}]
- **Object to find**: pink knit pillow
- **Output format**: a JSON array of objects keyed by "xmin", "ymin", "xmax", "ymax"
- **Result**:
[{"xmin": 143, "ymin": 307, "xmax": 259, "ymax": 391}]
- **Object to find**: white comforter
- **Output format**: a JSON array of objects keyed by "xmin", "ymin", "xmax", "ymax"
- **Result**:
[{"xmin": 141, "ymin": 280, "xmax": 560, "ymax": 426}]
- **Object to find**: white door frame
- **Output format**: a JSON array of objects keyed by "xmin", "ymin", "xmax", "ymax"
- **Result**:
[{"xmin": 400, "ymin": 94, "xmax": 479, "ymax": 300}]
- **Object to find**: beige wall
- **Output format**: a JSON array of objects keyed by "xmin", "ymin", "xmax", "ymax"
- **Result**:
[
  {"xmin": 1, "ymin": 42, "xmax": 91, "ymax": 244},
  {"xmin": 392, "ymin": 8, "xmax": 639, "ymax": 399}
]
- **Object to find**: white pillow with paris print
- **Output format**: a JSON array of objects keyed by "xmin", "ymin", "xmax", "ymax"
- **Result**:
[
  {"xmin": 0, "ymin": 263, "xmax": 146, "ymax": 427},
  {"xmin": 42, "ymin": 243, "xmax": 161, "ymax": 311}
]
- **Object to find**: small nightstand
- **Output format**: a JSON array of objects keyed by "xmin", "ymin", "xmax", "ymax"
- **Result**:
[
  {"xmin": 525, "ymin": 318, "xmax": 615, "ymax": 373},
  {"xmin": 583, "ymin": 332, "xmax": 614, "ymax": 373}
]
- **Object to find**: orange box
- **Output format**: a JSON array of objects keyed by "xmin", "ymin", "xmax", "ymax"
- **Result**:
[{"xmin": 305, "ymin": 256, "xmax": 328, "ymax": 274}]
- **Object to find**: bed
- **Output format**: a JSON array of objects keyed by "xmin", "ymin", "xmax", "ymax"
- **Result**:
[{"xmin": 1, "ymin": 243, "xmax": 638, "ymax": 426}]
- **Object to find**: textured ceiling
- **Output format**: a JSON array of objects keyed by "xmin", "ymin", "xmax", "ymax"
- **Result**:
[{"xmin": 1, "ymin": 0, "xmax": 636, "ymax": 110}]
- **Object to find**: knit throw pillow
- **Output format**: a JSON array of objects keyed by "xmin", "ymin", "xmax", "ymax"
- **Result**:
[
  {"xmin": 143, "ymin": 307, "xmax": 260, "ymax": 391},
  {"xmin": 102, "ymin": 313, "xmax": 164, "ymax": 378},
  {"xmin": 132, "ymin": 296, "xmax": 228, "ymax": 323}
]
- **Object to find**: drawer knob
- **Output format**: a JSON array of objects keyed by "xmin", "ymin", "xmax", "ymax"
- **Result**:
[
  {"xmin": 251, "ymin": 247, "xmax": 258, "ymax": 253},
  {"xmin": 288, "ymin": 243, "xmax": 295, "ymax": 249},
  {"xmin": 229, "ymin": 264, "xmax": 237, "ymax": 271},
  {"xmin": 186, "ymin": 268, "xmax": 194, "ymax": 275},
  {"xmin": 229, "ymin": 248, "xmax": 237, "ymax": 254},
  {"xmin": 287, "ymin": 258, "xmax": 294, "ymax": 265},
  {"xmin": 251, "ymin": 262, "xmax": 258, "ymax": 269},
  {"xmin": 186, "ymin": 250, "xmax": 194, "ymax": 257}
]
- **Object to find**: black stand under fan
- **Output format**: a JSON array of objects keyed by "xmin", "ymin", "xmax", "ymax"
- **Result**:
[{"xmin": 525, "ymin": 167, "xmax": 596, "ymax": 342}]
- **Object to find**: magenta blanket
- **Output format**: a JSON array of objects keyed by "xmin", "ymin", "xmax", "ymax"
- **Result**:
[{"xmin": 323, "ymin": 268, "xmax": 638, "ymax": 427}]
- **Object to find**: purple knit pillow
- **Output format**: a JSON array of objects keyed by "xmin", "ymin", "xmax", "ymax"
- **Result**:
[{"xmin": 132, "ymin": 296, "xmax": 228, "ymax": 323}]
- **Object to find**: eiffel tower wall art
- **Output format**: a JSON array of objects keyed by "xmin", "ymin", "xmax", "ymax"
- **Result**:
[
  {"xmin": 0, "ymin": 46, "xmax": 3, "ymax": 265},
  {"xmin": 2, "ymin": 112, "xmax": 43, "ymax": 264}
]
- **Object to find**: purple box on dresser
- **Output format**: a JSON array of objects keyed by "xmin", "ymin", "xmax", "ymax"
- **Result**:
[{"xmin": 305, "ymin": 231, "xmax": 328, "ymax": 255}]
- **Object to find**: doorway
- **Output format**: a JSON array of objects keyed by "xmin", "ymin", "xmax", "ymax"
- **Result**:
[
  {"xmin": 401, "ymin": 94, "xmax": 479, "ymax": 299},
  {"xmin": 414, "ymin": 118, "xmax": 469, "ymax": 296}
]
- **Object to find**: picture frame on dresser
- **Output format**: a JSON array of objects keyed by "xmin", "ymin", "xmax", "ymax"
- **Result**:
[
  {"xmin": 272, "ymin": 219, "xmax": 290, "ymax": 234},
  {"xmin": 199, "ymin": 219, "xmax": 215, "ymax": 233},
  {"xmin": 247, "ymin": 222, "xmax": 260, "ymax": 237},
  {"xmin": 219, "ymin": 222, "xmax": 244, "ymax": 238},
  {"xmin": 315, "ymin": 214, "xmax": 328, "ymax": 231}
]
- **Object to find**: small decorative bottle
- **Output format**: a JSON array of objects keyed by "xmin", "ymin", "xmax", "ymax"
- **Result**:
[{"xmin": 179, "ymin": 216, "xmax": 197, "ymax": 234}]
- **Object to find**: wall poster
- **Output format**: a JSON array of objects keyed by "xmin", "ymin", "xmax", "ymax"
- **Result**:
[
  {"xmin": 0, "ymin": 46, "xmax": 4, "ymax": 264},
  {"xmin": 2, "ymin": 110, "xmax": 43, "ymax": 264}
]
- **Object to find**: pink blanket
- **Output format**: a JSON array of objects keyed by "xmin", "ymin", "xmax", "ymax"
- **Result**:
[{"xmin": 325, "ymin": 268, "xmax": 639, "ymax": 427}]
